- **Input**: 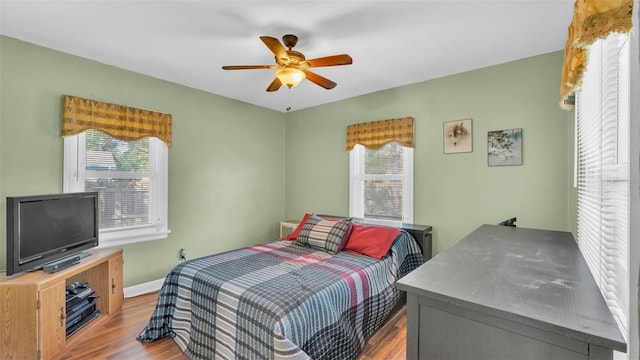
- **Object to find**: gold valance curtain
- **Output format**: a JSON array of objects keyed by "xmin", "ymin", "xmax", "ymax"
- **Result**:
[
  {"xmin": 61, "ymin": 95, "xmax": 173, "ymax": 147},
  {"xmin": 560, "ymin": 0, "xmax": 634, "ymax": 110},
  {"xmin": 346, "ymin": 117, "xmax": 414, "ymax": 152}
]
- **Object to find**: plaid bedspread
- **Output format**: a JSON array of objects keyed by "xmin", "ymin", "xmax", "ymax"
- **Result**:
[{"xmin": 137, "ymin": 231, "xmax": 423, "ymax": 360}]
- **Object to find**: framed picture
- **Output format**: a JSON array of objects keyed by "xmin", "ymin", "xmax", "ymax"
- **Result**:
[
  {"xmin": 488, "ymin": 128, "xmax": 522, "ymax": 166},
  {"xmin": 443, "ymin": 118, "xmax": 472, "ymax": 154}
]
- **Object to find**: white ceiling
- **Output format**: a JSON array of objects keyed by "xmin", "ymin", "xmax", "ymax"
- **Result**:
[{"xmin": 0, "ymin": 0, "xmax": 575, "ymax": 112}]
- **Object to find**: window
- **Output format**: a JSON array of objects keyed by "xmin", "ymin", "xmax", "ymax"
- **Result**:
[
  {"xmin": 575, "ymin": 32, "xmax": 629, "ymax": 341},
  {"xmin": 64, "ymin": 129, "xmax": 169, "ymax": 246},
  {"xmin": 349, "ymin": 142, "xmax": 413, "ymax": 224}
]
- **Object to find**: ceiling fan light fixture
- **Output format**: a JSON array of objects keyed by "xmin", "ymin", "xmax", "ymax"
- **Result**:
[
  {"xmin": 275, "ymin": 67, "xmax": 306, "ymax": 88},
  {"xmin": 223, "ymin": 35, "xmax": 350, "ymax": 92}
]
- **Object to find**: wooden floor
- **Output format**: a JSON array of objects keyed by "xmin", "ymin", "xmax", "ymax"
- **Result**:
[{"xmin": 57, "ymin": 291, "xmax": 407, "ymax": 360}]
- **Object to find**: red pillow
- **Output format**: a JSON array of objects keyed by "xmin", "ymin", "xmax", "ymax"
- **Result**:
[
  {"xmin": 344, "ymin": 223, "xmax": 401, "ymax": 259},
  {"xmin": 284, "ymin": 213, "xmax": 312, "ymax": 240}
]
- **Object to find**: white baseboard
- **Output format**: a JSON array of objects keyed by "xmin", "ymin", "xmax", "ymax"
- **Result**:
[{"xmin": 124, "ymin": 278, "xmax": 164, "ymax": 298}]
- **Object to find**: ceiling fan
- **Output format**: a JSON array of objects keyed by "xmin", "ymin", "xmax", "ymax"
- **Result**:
[{"xmin": 222, "ymin": 34, "xmax": 352, "ymax": 92}]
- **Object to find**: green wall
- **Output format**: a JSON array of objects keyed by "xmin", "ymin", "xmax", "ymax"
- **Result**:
[
  {"xmin": 0, "ymin": 36, "xmax": 286, "ymax": 286},
  {"xmin": 0, "ymin": 35, "xmax": 574, "ymax": 286},
  {"xmin": 284, "ymin": 51, "xmax": 573, "ymax": 255}
]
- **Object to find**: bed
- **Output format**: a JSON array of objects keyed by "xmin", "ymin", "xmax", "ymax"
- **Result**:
[{"xmin": 137, "ymin": 216, "xmax": 425, "ymax": 359}]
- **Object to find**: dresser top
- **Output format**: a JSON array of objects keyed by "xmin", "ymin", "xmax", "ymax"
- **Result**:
[{"xmin": 396, "ymin": 224, "xmax": 626, "ymax": 352}]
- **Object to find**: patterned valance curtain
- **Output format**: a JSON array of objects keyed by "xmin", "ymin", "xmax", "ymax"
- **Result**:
[
  {"xmin": 560, "ymin": 0, "xmax": 633, "ymax": 110},
  {"xmin": 61, "ymin": 95, "xmax": 173, "ymax": 147},
  {"xmin": 346, "ymin": 117, "xmax": 414, "ymax": 152}
]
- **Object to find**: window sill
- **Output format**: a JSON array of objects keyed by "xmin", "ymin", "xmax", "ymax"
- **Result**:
[
  {"xmin": 354, "ymin": 217, "xmax": 408, "ymax": 227},
  {"xmin": 97, "ymin": 228, "xmax": 171, "ymax": 248}
]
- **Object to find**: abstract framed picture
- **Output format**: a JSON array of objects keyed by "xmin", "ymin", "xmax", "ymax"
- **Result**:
[
  {"xmin": 487, "ymin": 128, "xmax": 522, "ymax": 166},
  {"xmin": 443, "ymin": 118, "xmax": 472, "ymax": 154}
]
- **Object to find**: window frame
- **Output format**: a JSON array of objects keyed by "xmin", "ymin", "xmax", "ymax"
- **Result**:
[
  {"xmin": 574, "ymin": 32, "xmax": 629, "ymax": 343},
  {"xmin": 63, "ymin": 132, "xmax": 170, "ymax": 247},
  {"xmin": 349, "ymin": 143, "xmax": 414, "ymax": 224}
]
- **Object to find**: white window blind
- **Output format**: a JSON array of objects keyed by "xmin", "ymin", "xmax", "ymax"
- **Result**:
[
  {"xmin": 575, "ymin": 32, "xmax": 630, "ymax": 340},
  {"xmin": 64, "ymin": 129, "xmax": 169, "ymax": 247},
  {"xmin": 349, "ymin": 142, "xmax": 414, "ymax": 224}
]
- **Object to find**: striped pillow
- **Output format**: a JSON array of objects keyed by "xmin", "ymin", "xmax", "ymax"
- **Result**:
[{"xmin": 297, "ymin": 216, "xmax": 352, "ymax": 254}]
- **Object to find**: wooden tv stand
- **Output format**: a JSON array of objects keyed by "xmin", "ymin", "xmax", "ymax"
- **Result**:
[{"xmin": 0, "ymin": 248, "xmax": 123, "ymax": 360}]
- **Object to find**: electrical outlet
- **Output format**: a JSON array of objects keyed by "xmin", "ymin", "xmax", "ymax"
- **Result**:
[{"xmin": 179, "ymin": 248, "xmax": 187, "ymax": 261}]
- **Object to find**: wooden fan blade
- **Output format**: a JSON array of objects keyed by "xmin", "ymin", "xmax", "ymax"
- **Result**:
[
  {"xmin": 304, "ymin": 54, "xmax": 352, "ymax": 68},
  {"xmin": 301, "ymin": 69, "xmax": 337, "ymax": 90},
  {"xmin": 266, "ymin": 77, "xmax": 282, "ymax": 92},
  {"xmin": 260, "ymin": 36, "xmax": 289, "ymax": 62},
  {"xmin": 222, "ymin": 65, "xmax": 276, "ymax": 70}
]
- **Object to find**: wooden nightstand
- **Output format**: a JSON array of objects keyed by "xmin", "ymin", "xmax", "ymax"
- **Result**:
[{"xmin": 280, "ymin": 220, "xmax": 300, "ymax": 238}]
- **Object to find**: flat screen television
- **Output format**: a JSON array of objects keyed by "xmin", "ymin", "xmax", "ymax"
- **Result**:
[{"xmin": 5, "ymin": 191, "xmax": 99, "ymax": 276}]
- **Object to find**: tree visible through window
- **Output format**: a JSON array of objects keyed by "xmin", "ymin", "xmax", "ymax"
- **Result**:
[
  {"xmin": 364, "ymin": 142, "xmax": 404, "ymax": 219},
  {"xmin": 85, "ymin": 130, "xmax": 151, "ymax": 229},
  {"xmin": 64, "ymin": 129, "xmax": 169, "ymax": 246},
  {"xmin": 350, "ymin": 142, "xmax": 413, "ymax": 223}
]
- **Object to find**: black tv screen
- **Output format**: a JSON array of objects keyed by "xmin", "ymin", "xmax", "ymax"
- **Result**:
[{"xmin": 6, "ymin": 192, "xmax": 99, "ymax": 276}]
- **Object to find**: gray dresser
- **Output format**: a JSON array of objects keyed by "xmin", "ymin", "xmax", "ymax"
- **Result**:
[{"xmin": 396, "ymin": 225, "xmax": 626, "ymax": 359}]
